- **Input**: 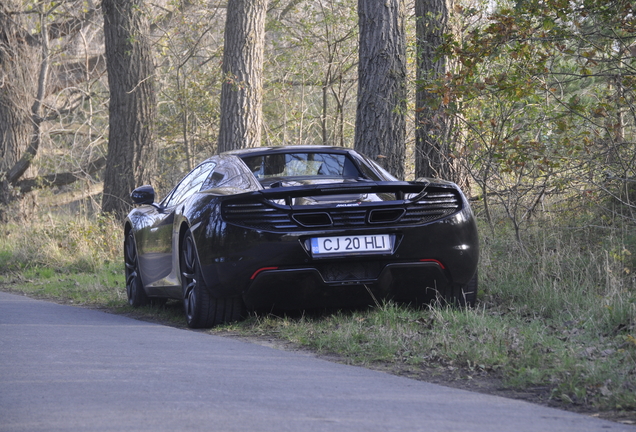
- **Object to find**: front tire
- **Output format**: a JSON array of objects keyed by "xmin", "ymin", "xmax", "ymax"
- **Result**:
[
  {"xmin": 180, "ymin": 230, "xmax": 245, "ymax": 328},
  {"xmin": 124, "ymin": 230, "xmax": 149, "ymax": 308}
]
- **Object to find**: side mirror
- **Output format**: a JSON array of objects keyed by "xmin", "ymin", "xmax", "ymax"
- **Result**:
[{"xmin": 131, "ymin": 185, "xmax": 155, "ymax": 205}]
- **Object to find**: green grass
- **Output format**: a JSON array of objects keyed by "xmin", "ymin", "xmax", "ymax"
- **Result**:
[
  {"xmin": 0, "ymin": 214, "xmax": 121, "ymax": 273},
  {"xmin": 0, "ymin": 213, "xmax": 125, "ymax": 305},
  {"xmin": 1, "ymin": 263, "xmax": 126, "ymax": 305},
  {"xmin": 1, "ymin": 212, "xmax": 635, "ymax": 414}
]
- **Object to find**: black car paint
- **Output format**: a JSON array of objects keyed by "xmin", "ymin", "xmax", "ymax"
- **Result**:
[
  {"xmin": 200, "ymin": 194, "xmax": 477, "ymax": 308},
  {"xmin": 126, "ymin": 146, "xmax": 479, "ymax": 318}
]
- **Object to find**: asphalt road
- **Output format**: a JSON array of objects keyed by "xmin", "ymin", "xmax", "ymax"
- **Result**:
[{"xmin": 1, "ymin": 291, "xmax": 633, "ymax": 432}]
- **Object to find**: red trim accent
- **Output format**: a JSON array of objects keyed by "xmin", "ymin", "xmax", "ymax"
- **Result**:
[
  {"xmin": 419, "ymin": 259, "xmax": 445, "ymax": 270},
  {"xmin": 250, "ymin": 267, "xmax": 279, "ymax": 280}
]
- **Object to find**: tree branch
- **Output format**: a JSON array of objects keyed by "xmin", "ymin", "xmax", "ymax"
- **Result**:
[
  {"xmin": 15, "ymin": 156, "xmax": 107, "ymax": 194},
  {"xmin": 7, "ymin": 11, "xmax": 50, "ymax": 185},
  {"xmin": 48, "ymin": 7, "xmax": 100, "ymax": 40}
]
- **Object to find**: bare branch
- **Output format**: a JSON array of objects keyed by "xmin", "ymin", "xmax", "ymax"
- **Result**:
[{"xmin": 15, "ymin": 156, "xmax": 107, "ymax": 194}]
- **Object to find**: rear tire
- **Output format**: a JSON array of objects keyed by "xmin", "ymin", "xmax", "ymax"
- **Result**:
[
  {"xmin": 446, "ymin": 271, "xmax": 478, "ymax": 308},
  {"xmin": 124, "ymin": 230, "xmax": 149, "ymax": 308},
  {"xmin": 180, "ymin": 230, "xmax": 246, "ymax": 328}
]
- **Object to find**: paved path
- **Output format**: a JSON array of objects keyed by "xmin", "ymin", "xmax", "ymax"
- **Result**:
[{"xmin": 0, "ymin": 291, "xmax": 633, "ymax": 432}]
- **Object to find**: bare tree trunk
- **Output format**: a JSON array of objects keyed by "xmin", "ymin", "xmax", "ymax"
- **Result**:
[
  {"xmin": 354, "ymin": 0, "xmax": 407, "ymax": 180},
  {"xmin": 415, "ymin": 0, "xmax": 454, "ymax": 181},
  {"xmin": 217, "ymin": 0, "xmax": 268, "ymax": 153},
  {"xmin": 0, "ymin": 1, "xmax": 44, "ymax": 221},
  {"xmin": 0, "ymin": 2, "xmax": 106, "ymax": 221},
  {"xmin": 102, "ymin": 0, "xmax": 156, "ymax": 220}
]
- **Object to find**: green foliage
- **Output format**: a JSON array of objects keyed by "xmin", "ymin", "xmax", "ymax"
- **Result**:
[
  {"xmin": 151, "ymin": 0, "xmax": 359, "ymax": 194},
  {"xmin": 264, "ymin": 0, "xmax": 358, "ymax": 147},
  {"xmin": 416, "ymin": 0, "xmax": 636, "ymax": 238},
  {"xmin": 153, "ymin": 0, "xmax": 225, "ymax": 194}
]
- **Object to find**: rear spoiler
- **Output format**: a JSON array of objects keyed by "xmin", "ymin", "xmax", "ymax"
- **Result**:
[{"xmin": 221, "ymin": 180, "xmax": 461, "ymax": 205}]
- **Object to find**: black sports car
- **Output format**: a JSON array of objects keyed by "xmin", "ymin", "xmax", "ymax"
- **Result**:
[{"xmin": 124, "ymin": 146, "xmax": 479, "ymax": 328}]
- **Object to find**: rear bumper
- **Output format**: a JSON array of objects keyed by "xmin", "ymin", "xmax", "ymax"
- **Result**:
[{"xmin": 243, "ymin": 261, "xmax": 450, "ymax": 310}]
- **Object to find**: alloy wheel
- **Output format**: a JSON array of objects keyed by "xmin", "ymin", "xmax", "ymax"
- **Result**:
[{"xmin": 182, "ymin": 233, "xmax": 198, "ymax": 323}]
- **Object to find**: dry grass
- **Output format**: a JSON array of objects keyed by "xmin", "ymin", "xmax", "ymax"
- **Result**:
[
  {"xmin": 0, "ymin": 213, "xmax": 124, "ymax": 305},
  {"xmin": 0, "ymin": 213, "xmax": 121, "ymax": 273}
]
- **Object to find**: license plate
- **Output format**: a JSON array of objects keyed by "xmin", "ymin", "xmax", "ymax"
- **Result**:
[{"xmin": 311, "ymin": 234, "xmax": 391, "ymax": 256}]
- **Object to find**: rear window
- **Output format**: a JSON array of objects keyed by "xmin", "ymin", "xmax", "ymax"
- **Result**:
[{"xmin": 241, "ymin": 153, "xmax": 360, "ymax": 180}]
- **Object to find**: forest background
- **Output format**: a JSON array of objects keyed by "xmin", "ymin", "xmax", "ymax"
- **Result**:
[{"xmin": 1, "ymin": 0, "xmax": 636, "ymax": 421}]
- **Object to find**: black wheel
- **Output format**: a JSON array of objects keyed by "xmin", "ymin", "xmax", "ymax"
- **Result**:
[
  {"xmin": 124, "ymin": 230, "xmax": 149, "ymax": 307},
  {"xmin": 180, "ymin": 230, "xmax": 246, "ymax": 329},
  {"xmin": 445, "ymin": 271, "xmax": 478, "ymax": 308},
  {"xmin": 461, "ymin": 271, "xmax": 478, "ymax": 307}
]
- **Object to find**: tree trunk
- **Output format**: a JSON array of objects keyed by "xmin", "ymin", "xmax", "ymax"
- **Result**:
[
  {"xmin": 217, "ymin": 0, "xmax": 268, "ymax": 153},
  {"xmin": 102, "ymin": 0, "xmax": 156, "ymax": 220},
  {"xmin": 0, "ymin": 1, "xmax": 43, "ymax": 221},
  {"xmin": 415, "ymin": 0, "xmax": 452, "ymax": 180},
  {"xmin": 0, "ymin": 2, "xmax": 106, "ymax": 222},
  {"xmin": 354, "ymin": 0, "xmax": 407, "ymax": 180}
]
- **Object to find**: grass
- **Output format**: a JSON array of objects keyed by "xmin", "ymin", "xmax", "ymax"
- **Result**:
[
  {"xmin": 5, "ymin": 263, "xmax": 126, "ymax": 305},
  {"xmin": 1, "ymin": 211, "xmax": 635, "ymax": 417},
  {"xmin": 0, "ymin": 213, "xmax": 125, "ymax": 306}
]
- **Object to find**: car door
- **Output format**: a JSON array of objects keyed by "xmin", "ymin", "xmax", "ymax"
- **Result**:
[{"xmin": 137, "ymin": 161, "xmax": 217, "ymax": 291}]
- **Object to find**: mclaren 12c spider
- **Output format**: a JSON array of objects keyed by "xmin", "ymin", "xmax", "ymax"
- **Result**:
[{"xmin": 124, "ymin": 146, "xmax": 479, "ymax": 328}]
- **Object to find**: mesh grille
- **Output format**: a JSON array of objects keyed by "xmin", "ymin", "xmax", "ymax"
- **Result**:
[
  {"xmin": 401, "ymin": 192, "xmax": 461, "ymax": 224},
  {"xmin": 223, "ymin": 202, "xmax": 296, "ymax": 230},
  {"xmin": 222, "ymin": 190, "xmax": 461, "ymax": 231}
]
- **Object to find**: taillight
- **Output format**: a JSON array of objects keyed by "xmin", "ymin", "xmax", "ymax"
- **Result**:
[
  {"xmin": 419, "ymin": 259, "xmax": 445, "ymax": 269},
  {"xmin": 250, "ymin": 267, "xmax": 279, "ymax": 280}
]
